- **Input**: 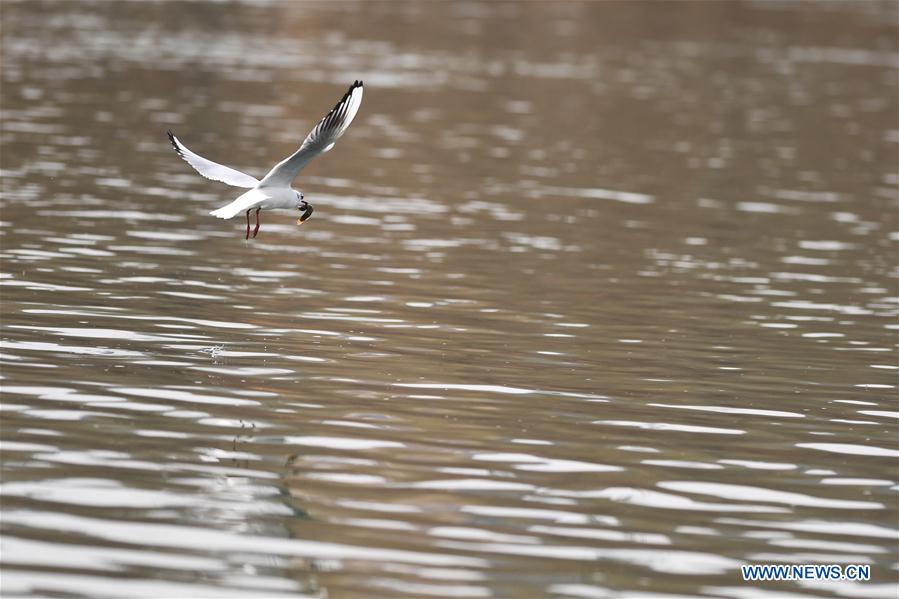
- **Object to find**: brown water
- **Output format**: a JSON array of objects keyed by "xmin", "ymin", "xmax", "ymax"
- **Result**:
[{"xmin": 1, "ymin": 1, "xmax": 897, "ymax": 597}]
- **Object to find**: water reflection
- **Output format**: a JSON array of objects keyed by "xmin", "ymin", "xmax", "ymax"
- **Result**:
[{"xmin": 2, "ymin": 0, "xmax": 898, "ymax": 597}]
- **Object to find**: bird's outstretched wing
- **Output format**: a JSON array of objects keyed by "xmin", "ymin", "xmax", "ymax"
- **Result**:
[
  {"xmin": 167, "ymin": 131, "xmax": 260, "ymax": 188},
  {"xmin": 258, "ymin": 80, "xmax": 363, "ymax": 188}
]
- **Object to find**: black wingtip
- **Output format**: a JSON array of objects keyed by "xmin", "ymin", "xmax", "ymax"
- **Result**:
[{"xmin": 166, "ymin": 130, "xmax": 183, "ymax": 157}]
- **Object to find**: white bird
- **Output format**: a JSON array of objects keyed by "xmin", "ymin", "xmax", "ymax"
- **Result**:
[{"xmin": 168, "ymin": 80, "xmax": 364, "ymax": 239}]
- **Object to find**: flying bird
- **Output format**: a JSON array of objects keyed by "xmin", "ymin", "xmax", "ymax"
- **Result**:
[{"xmin": 167, "ymin": 80, "xmax": 364, "ymax": 239}]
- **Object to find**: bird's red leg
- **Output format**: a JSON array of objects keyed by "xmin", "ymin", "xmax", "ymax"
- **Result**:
[
  {"xmin": 253, "ymin": 207, "xmax": 261, "ymax": 238},
  {"xmin": 245, "ymin": 209, "xmax": 251, "ymax": 240}
]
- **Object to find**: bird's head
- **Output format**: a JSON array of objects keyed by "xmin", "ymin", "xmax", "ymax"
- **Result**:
[{"xmin": 295, "ymin": 191, "xmax": 314, "ymax": 224}]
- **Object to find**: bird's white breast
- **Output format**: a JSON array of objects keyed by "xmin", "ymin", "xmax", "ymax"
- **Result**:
[{"xmin": 258, "ymin": 187, "xmax": 300, "ymax": 210}]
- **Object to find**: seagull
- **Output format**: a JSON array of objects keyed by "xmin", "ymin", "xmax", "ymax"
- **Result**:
[{"xmin": 167, "ymin": 80, "xmax": 364, "ymax": 239}]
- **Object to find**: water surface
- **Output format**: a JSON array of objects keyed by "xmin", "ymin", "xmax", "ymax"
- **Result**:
[{"xmin": 1, "ymin": 1, "xmax": 897, "ymax": 597}]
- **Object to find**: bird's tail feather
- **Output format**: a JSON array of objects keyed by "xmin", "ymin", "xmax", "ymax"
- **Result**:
[
  {"xmin": 210, "ymin": 205, "xmax": 241, "ymax": 219},
  {"xmin": 210, "ymin": 189, "xmax": 266, "ymax": 219}
]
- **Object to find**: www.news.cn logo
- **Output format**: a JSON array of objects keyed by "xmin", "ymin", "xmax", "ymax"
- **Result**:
[{"xmin": 742, "ymin": 564, "xmax": 871, "ymax": 581}]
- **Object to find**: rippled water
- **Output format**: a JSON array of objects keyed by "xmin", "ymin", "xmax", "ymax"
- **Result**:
[{"xmin": 2, "ymin": 1, "xmax": 898, "ymax": 597}]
